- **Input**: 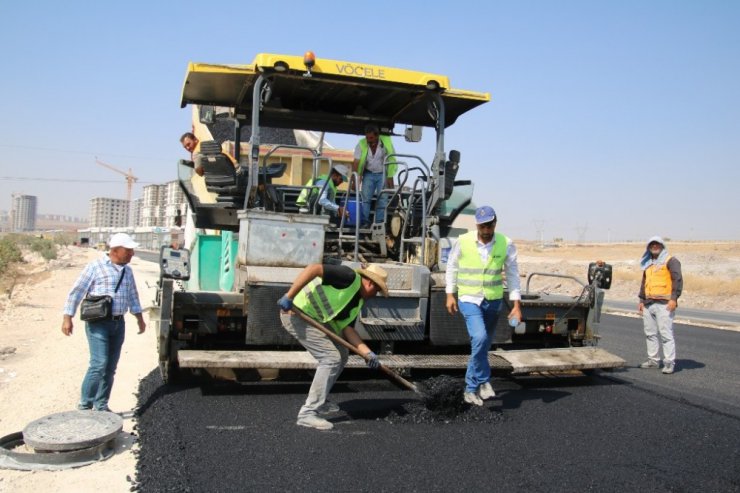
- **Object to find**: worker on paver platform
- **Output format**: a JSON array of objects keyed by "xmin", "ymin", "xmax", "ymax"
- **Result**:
[
  {"xmin": 352, "ymin": 124, "xmax": 396, "ymax": 227},
  {"xmin": 445, "ymin": 205, "xmax": 522, "ymax": 406},
  {"xmin": 277, "ymin": 263, "xmax": 388, "ymax": 430},
  {"xmin": 296, "ymin": 164, "xmax": 350, "ymax": 221}
]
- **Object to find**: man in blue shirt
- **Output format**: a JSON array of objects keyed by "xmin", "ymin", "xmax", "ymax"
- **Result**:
[{"xmin": 62, "ymin": 233, "xmax": 146, "ymax": 412}]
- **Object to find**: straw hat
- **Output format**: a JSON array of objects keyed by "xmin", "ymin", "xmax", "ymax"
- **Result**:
[{"xmin": 356, "ymin": 264, "xmax": 389, "ymax": 297}]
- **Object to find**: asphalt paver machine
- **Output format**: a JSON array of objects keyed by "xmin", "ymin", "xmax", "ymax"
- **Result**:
[{"xmin": 154, "ymin": 52, "xmax": 624, "ymax": 383}]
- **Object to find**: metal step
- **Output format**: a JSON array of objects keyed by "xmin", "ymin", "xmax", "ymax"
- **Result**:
[{"xmin": 178, "ymin": 347, "xmax": 625, "ymax": 373}]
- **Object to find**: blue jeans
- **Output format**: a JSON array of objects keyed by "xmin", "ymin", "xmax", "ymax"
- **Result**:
[
  {"xmin": 361, "ymin": 172, "xmax": 388, "ymax": 224},
  {"xmin": 79, "ymin": 319, "xmax": 126, "ymax": 410},
  {"xmin": 459, "ymin": 299, "xmax": 502, "ymax": 393}
]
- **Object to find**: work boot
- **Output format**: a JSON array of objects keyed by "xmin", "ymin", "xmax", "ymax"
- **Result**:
[
  {"xmin": 639, "ymin": 360, "xmax": 659, "ymax": 369},
  {"xmin": 478, "ymin": 382, "xmax": 496, "ymax": 400},
  {"xmin": 296, "ymin": 415, "xmax": 334, "ymax": 430},
  {"xmin": 463, "ymin": 392, "xmax": 484, "ymax": 407},
  {"xmin": 317, "ymin": 401, "xmax": 341, "ymax": 415},
  {"xmin": 662, "ymin": 362, "xmax": 675, "ymax": 374}
]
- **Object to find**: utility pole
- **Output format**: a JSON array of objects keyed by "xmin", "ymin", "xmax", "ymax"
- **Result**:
[
  {"xmin": 94, "ymin": 158, "xmax": 139, "ymax": 228},
  {"xmin": 575, "ymin": 223, "xmax": 589, "ymax": 245},
  {"xmin": 533, "ymin": 219, "xmax": 545, "ymax": 247}
]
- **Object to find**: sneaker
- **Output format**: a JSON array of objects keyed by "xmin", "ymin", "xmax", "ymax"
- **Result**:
[
  {"xmin": 296, "ymin": 415, "xmax": 334, "ymax": 430},
  {"xmin": 317, "ymin": 401, "xmax": 341, "ymax": 415},
  {"xmin": 478, "ymin": 382, "xmax": 496, "ymax": 400},
  {"xmin": 662, "ymin": 363, "xmax": 675, "ymax": 374},
  {"xmin": 95, "ymin": 406, "xmax": 114, "ymax": 413},
  {"xmin": 639, "ymin": 360, "xmax": 660, "ymax": 369},
  {"xmin": 463, "ymin": 392, "xmax": 484, "ymax": 407},
  {"xmin": 77, "ymin": 404, "xmax": 92, "ymax": 411}
]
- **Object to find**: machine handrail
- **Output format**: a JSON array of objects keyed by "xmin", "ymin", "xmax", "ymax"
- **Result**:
[{"xmin": 525, "ymin": 272, "xmax": 586, "ymax": 294}]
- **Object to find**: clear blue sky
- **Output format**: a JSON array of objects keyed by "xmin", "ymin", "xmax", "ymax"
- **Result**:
[{"xmin": 1, "ymin": 1, "xmax": 738, "ymax": 241}]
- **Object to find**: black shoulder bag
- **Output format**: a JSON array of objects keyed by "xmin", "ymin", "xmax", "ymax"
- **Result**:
[{"xmin": 80, "ymin": 267, "xmax": 126, "ymax": 323}]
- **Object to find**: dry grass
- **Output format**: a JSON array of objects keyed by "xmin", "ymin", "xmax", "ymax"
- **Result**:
[
  {"xmin": 684, "ymin": 275, "xmax": 740, "ymax": 297},
  {"xmin": 517, "ymin": 240, "xmax": 740, "ymax": 311}
]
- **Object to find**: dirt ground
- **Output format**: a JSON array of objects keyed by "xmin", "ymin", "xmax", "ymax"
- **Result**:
[
  {"xmin": 0, "ymin": 247, "xmax": 159, "ymax": 493},
  {"xmin": 517, "ymin": 240, "xmax": 740, "ymax": 314},
  {"xmin": 0, "ymin": 241, "xmax": 738, "ymax": 491}
]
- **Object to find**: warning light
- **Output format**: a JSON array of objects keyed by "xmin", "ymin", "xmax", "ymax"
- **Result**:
[{"xmin": 303, "ymin": 51, "xmax": 316, "ymax": 77}]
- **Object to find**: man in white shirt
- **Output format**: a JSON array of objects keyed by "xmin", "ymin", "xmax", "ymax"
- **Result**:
[{"xmin": 445, "ymin": 206, "xmax": 522, "ymax": 406}]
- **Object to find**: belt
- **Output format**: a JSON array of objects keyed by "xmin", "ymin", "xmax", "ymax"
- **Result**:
[
  {"xmin": 364, "ymin": 171, "xmax": 384, "ymax": 175},
  {"xmin": 112, "ymin": 315, "xmax": 125, "ymax": 320}
]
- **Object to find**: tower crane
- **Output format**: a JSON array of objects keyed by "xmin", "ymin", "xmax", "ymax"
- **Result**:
[
  {"xmin": 95, "ymin": 157, "xmax": 139, "ymax": 227},
  {"xmin": 94, "ymin": 157, "xmax": 139, "ymax": 203}
]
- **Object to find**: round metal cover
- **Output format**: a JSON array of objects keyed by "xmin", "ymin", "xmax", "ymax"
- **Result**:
[{"xmin": 22, "ymin": 410, "xmax": 122, "ymax": 452}]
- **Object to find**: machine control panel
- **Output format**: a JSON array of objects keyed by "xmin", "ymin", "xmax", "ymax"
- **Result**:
[{"xmin": 160, "ymin": 246, "xmax": 191, "ymax": 280}]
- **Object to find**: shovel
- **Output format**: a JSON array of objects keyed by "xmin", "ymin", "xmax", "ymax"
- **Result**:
[{"xmin": 293, "ymin": 308, "xmax": 421, "ymax": 394}]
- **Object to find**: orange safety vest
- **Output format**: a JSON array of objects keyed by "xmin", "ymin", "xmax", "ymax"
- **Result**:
[{"xmin": 644, "ymin": 255, "xmax": 673, "ymax": 299}]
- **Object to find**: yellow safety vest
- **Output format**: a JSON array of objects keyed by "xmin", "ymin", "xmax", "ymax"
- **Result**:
[
  {"xmin": 357, "ymin": 135, "xmax": 397, "ymax": 178},
  {"xmin": 293, "ymin": 275, "xmax": 364, "ymax": 334},
  {"xmin": 296, "ymin": 174, "xmax": 337, "ymax": 208},
  {"xmin": 456, "ymin": 231, "xmax": 508, "ymax": 300},
  {"xmin": 644, "ymin": 255, "xmax": 673, "ymax": 300}
]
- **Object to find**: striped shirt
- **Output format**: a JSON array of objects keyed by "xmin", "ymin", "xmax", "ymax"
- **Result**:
[{"xmin": 63, "ymin": 256, "xmax": 142, "ymax": 317}]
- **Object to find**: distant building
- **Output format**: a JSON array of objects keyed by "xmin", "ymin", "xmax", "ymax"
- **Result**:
[
  {"xmin": 140, "ymin": 181, "xmax": 188, "ymax": 228},
  {"xmin": 11, "ymin": 194, "xmax": 37, "ymax": 232},
  {"xmin": 131, "ymin": 198, "xmax": 143, "ymax": 228},
  {"xmin": 89, "ymin": 197, "xmax": 130, "ymax": 228},
  {"xmin": 0, "ymin": 210, "xmax": 9, "ymax": 232},
  {"xmin": 36, "ymin": 213, "xmax": 87, "ymax": 231}
]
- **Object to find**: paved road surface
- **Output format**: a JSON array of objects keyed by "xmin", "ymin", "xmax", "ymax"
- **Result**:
[
  {"xmin": 134, "ymin": 314, "xmax": 740, "ymax": 492},
  {"xmin": 604, "ymin": 300, "xmax": 740, "ymax": 327}
]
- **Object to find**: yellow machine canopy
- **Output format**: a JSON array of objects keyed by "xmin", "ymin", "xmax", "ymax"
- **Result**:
[{"xmin": 181, "ymin": 53, "xmax": 490, "ymax": 134}]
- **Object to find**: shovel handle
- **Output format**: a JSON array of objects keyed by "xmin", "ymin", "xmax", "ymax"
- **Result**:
[{"xmin": 292, "ymin": 308, "xmax": 419, "ymax": 393}]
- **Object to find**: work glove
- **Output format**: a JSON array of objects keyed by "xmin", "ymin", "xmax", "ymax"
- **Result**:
[
  {"xmin": 366, "ymin": 351, "xmax": 380, "ymax": 370},
  {"xmin": 277, "ymin": 294, "xmax": 293, "ymax": 311}
]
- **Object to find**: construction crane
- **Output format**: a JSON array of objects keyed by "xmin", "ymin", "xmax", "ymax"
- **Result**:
[
  {"xmin": 94, "ymin": 157, "xmax": 139, "ymax": 203},
  {"xmin": 95, "ymin": 157, "xmax": 139, "ymax": 227}
]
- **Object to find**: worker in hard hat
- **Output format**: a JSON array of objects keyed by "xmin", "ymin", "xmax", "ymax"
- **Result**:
[{"xmin": 296, "ymin": 164, "xmax": 350, "ymax": 221}]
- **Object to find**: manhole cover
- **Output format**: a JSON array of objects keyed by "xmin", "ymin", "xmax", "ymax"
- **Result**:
[{"xmin": 22, "ymin": 410, "xmax": 122, "ymax": 451}]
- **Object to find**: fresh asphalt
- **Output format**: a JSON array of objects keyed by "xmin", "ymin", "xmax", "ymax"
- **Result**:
[{"xmin": 133, "ymin": 311, "xmax": 740, "ymax": 492}]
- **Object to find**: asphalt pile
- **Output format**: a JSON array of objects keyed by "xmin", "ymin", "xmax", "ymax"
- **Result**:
[{"xmin": 384, "ymin": 375, "xmax": 504, "ymax": 424}]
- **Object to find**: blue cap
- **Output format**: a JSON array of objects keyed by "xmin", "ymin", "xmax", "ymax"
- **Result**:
[{"xmin": 475, "ymin": 206, "xmax": 497, "ymax": 224}]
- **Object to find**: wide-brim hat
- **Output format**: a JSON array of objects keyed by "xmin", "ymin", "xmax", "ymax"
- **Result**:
[{"xmin": 356, "ymin": 264, "xmax": 389, "ymax": 297}]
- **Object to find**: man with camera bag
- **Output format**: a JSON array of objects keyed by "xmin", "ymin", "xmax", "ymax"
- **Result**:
[{"xmin": 62, "ymin": 233, "xmax": 146, "ymax": 412}]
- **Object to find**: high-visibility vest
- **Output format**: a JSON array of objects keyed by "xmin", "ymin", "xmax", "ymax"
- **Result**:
[
  {"xmin": 456, "ymin": 231, "xmax": 508, "ymax": 300},
  {"xmin": 357, "ymin": 135, "xmax": 396, "ymax": 178},
  {"xmin": 293, "ymin": 275, "xmax": 364, "ymax": 334},
  {"xmin": 296, "ymin": 174, "xmax": 337, "ymax": 208},
  {"xmin": 644, "ymin": 255, "xmax": 673, "ymax": 299}
]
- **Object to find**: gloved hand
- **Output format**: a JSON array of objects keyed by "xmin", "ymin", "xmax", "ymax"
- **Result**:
[
  {"xmin": 366, "ymin": 351, "xmax": 380, "ymax": 370},
  {"xmin": 277, "ymin": 294, "xmax": 293, "ymax": 311}
]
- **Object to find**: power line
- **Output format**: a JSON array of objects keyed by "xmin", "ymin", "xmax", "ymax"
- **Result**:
[
  {"xmin": 0, "ymin": 176, "xmax": 154, "ymax": 184},
  {"xmin": 0, "ymin": 143, "xmax": 170, "ymax": 162}
]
